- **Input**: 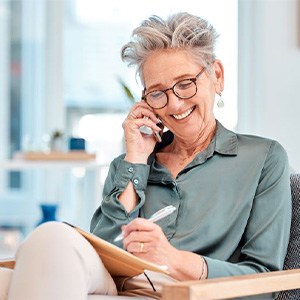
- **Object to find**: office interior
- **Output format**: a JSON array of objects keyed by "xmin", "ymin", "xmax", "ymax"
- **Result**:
[{"xmin": 0, "ymin": 0, "xmax": 299, "ymax": 258}]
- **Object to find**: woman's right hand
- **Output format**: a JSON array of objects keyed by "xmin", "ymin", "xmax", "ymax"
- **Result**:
[{"xmin": 122, "ymin": 102, "xmax": 162, "ymax": 164}]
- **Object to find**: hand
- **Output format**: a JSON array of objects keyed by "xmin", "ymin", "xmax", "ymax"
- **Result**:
[
  {"xmin": 122, "ymin": 218, "xmax": 179, "ymax": 273},
  {"xmin": 122, "ymin": 102, "xmax": 162, "ymax": 163},
  {"xmin": 122, "ymin": 218, "xmax": 206, "ymax": 280}
]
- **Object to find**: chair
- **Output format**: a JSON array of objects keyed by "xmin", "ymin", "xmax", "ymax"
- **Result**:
[
  {"xmin": 1, "ymin": 174, "xmax": 300, "ymax": 299},
  {"xmin": 161, "ymin": 174, "xmax": 300, "ymax": 300}
]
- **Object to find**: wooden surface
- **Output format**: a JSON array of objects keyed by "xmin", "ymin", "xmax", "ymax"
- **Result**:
[
  {"xmin": 14, "ymin": 151, "xmax": 96, "ymax": 161},
  {"xmin": 162, "ymin": 269, "xmax": 300, "ymax": 300},
  {"xmin": 3, "ymin": 256, "xmax": 300, "ymax": 299},
  {"xmin": 0, "ymin": 259, "xmax": 15, "ymax": 269}
]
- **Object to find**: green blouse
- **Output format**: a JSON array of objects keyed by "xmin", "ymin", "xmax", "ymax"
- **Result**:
[{"xmin": 91, "ymin": 121, "xmax": 291, "ymax": 282}]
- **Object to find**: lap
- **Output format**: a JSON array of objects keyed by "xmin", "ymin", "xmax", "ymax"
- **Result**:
[
  {"xmin": 115, "ymin": 270, "xmax": 178, "ymax": 299},
  {"xmin": 3, "ymin": 223, "xmax": 176, "ymax": 299}
]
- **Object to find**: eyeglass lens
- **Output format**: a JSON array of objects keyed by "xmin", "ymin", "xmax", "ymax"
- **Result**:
[{"xmin": 146, "ymin": 79, "xmax": 197, "ymax": 109}]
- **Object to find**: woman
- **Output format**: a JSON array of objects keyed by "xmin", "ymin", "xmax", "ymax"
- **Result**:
[
  {"xmin": 1, "ymin": 12, "xmax": 291, "ymax": 300},
  {"xmin": 91, "ymin": 11, "xmax": 291, "ymax": 297}
]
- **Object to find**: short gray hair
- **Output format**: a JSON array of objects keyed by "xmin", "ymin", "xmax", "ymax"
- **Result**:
[{"xmin": 121, "ymin": 12, "xmax": 219, "ymax": 80}]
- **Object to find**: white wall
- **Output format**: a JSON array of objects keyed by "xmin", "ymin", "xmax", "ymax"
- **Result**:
[{"xmin": 238, "ymin": 0, "xmax": 300, "ymax": 172}]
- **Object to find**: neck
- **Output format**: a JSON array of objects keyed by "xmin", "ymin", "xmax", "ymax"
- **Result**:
[{"xmin": 170, "ymin": 119, "xmax": 216, "ymax": 159}]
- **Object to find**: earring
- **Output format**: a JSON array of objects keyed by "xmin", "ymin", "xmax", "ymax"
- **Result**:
[{"xmin": 217, "ymin": 92, "xmax": 224, "ymax": 108}]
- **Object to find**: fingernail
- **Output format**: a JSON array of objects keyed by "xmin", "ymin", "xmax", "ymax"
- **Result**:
[{"xmin": 154, "ymin": 131, "xmax": 162, "ymax": 142}]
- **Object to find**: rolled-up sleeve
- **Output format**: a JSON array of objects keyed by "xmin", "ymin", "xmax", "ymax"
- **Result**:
[{"xmin": 90, "ymin": 155, "xmax": 150, "ymax": 245}]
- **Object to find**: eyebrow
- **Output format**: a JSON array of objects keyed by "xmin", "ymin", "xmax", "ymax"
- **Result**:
[{"xmin": 146, "ymin": 72, "xmax": 196, "ymax": 91}]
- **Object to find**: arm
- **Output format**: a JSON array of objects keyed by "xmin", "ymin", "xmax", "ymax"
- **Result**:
[
  {"xmin": 90, "ymin": 157, "xmax": 150, "ymax": 245},
  {"xmin": 90, "ymin": 102, "xmax": 161, "ymax": 243},
  {"xmin": 205, "ymin": 140, "xmax": 291, "ymax": 278},
  {"xmin": 122, "ymin": 217, "xmax": 208, "ymax": 281}
]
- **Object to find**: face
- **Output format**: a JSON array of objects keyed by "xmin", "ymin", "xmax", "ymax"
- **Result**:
[{"xmin": 142, "ymin": 49, "xmax": 224, "ymax": 141}]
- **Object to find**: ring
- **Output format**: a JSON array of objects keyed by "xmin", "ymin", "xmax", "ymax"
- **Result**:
[{"xmin": 140, "ymin": 242, "xmax": 144, "ymax": 253}]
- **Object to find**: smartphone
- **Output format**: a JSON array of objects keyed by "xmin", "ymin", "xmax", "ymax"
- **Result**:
[{"xmin": 139, "ymin": 117, "xmax": 162, "ymax": 142}]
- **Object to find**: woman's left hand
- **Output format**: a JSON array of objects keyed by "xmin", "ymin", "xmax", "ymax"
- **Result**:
[
  {"xmin": 122, "ymin": 218, "xmax": 180, "ymax": 275},
  {"xmin": 122, "ymin": 218, "xmax": 206, "ymax": 280}
]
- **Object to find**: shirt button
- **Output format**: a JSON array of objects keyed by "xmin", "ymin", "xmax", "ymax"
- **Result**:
[
  {"xmin": 128, "ymin": 167, "xmax": 134, "ymax": 173},
  {"xmin": 133, "ymin": 178, "xmax": 139, "ymax": 185}
]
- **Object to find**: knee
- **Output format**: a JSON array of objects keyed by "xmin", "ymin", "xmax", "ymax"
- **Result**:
[
  {"xmin": 19, "ymin": 222, "xmax": 77, "ymax": 254},
  {"xmin": 33, "ymin": 221, "xmax": 71, "ymax": 238}
]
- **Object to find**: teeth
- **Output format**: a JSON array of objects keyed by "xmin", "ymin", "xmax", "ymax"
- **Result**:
[{"xmin": 173, "ymin": 107, "xmax": 194, "ymax": 120}]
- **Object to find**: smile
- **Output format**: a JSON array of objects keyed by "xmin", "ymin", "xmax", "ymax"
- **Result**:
[{"xmin": 172, "ymin": 106, "xmax": 195, "ymax": 120}]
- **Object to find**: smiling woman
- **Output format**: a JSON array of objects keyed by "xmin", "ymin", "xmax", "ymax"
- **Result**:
[
  {"xmin": 90, "ymin": 12, "xmax": 291, "ymax": 299},
  {"xmin": 0, "ymin": 0, "xmax": 240, "ymax": 245},
  {"xmin": 65, "ymin": 0, "xmax": 238, "ymax": 134},
  {"xmin": 0, "ymin": 10, "xmax": 290, "ymax": 300},
  {"xmin": 0, "ymin": 0, "xmax": 237, "ymax": 236}
]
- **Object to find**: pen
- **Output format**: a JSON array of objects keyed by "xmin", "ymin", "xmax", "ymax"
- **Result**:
[{"xmin": 113, "ymin": 205, "xmax": 176, "ymax": 242}]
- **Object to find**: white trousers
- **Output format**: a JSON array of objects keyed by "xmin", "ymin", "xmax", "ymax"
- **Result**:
[
  {"xmin": 0, "ymin": 222, "xmax": 174, "ymax": 300},
  {"xmin": 0, "ymin": 222, "xmax": 118, "ymax": 300}
]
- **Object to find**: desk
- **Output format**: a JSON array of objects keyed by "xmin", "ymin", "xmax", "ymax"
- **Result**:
[{"xmin": 0, "ymin": 159, "xmax": 109, "ymax": 232}]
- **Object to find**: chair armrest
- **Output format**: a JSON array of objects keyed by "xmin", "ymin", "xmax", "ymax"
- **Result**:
[
  {"xmin": 162, "ymin": 269, "xmax": 300, "ymax": 300},
  {"xmin": 0, "ymin": 259, "xmax": 15, "ymax": 269}
]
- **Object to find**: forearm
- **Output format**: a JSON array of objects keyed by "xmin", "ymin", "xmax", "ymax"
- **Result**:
[
  {"xmin": 118, "ymin": 181, "xmax": 139, "ymax": 212},
  {"xmin": 91, "ymin": 157, "xmax": 150, "ymax": 243},
  {"xmin": 117, "ymin": 154, "xmax": 148, "ymax": 212}
]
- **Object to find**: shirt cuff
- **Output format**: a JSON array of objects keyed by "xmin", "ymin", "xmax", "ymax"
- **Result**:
[
  {"xmin": 204, "ymin": 256, "xmax": 233, "ymax": 278},
  {"xmin": 113, "ymin": 159, "xmax": 150, "ymax": 191}
]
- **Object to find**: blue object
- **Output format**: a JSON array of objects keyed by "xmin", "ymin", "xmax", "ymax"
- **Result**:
[
  {"xmin": 37, "ymin": 204, "xmax": 58, "ymax": 226},
  {"xmin": 69, "ymin": 137, "xmax": 85, "ymax": 151}
]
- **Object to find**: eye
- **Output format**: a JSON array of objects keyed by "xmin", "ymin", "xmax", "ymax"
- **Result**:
[
  {"xmin": 148, "ymin": 90, "xmax": 165, "ymax": 100},
  {"xmin": 176, "ymin": 79, "xmax": 193, "ymax": 90}
]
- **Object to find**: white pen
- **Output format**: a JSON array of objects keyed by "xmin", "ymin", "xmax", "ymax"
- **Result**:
[{"xmin": 113, "ymin": 205, "xmax": 176, "ymax": 242}]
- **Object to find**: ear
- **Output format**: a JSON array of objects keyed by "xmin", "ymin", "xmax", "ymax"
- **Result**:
[{"xmin": 213, "ymin": 60, "xmax": 224, "ymax": 94}]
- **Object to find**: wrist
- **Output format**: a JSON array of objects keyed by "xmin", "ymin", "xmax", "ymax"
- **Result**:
[
  {"xmin": 199, "ymin": 256, "xmax": 208, "ymax": 280},
  {"xmin": 125, "ymin": 153, "xmax": 148, "ymax": 164},
  {"xmin": 168, "ymin": 250, "xmax": 208, "ymax": 281}
]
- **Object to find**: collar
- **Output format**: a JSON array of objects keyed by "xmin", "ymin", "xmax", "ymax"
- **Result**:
[
  {"xmin": 148, "ymin": 120, "xmax": 238, "ymax": 167},
  {"xmin": 214, "ymin": 120, "xmax": 238, "ymax": 155}
]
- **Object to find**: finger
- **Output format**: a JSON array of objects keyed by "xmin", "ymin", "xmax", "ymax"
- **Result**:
[
  {"xmin": 123, "ymin": 218, "xmax": 159, "ymax": 236},
  {"xmin": 128, "ymin": 111, "xmax": 137, "ymax": 119},
  {"xmin": 123, "ymin": 118, "xmax": 162, "ymax": 136},
  {"xmin": 122, "ymin": 230, "xmax": 152, "ymax": 251},
  {"xmin": 137, "ymin": 118, "xmax": 162, "ymax": 134},
  {"xmin": 123, "ymin": 229, "xmax": 152, "ymax": 243},
  {"xmin": 122, "ymin": 219, "xmax": 155, "ymax": 243},
  {"xmin": 126, "ymin": 241, "xmax": 148, "ymax": 254},
  {"xmin": 129, "ymin": 105, "xmax": 159, "ymax": 124}
]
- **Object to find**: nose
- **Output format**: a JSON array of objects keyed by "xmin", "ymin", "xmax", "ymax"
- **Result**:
[{"xmin": 165, "ymin": 89, "xmax": 183, "ymax": 110}]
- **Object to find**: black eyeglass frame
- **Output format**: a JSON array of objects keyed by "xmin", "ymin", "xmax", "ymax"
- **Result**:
[{"xmin": 141, "ymin": 67, "xmax": 206, "ymax": 110}]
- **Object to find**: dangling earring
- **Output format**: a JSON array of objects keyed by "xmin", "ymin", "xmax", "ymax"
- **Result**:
[{"xmin": 217, "ymin": 92, "xmax": 224, "ymax": 108}]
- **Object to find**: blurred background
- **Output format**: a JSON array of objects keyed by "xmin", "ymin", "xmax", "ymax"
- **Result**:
[{"xmin": 0, "ymin": 0, "xmax": 299, "ymax": 257}]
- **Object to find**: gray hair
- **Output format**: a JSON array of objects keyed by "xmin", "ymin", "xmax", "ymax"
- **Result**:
[{"xmin": 121, "ymin": 12, "xmax": 219, "ymax": 80}]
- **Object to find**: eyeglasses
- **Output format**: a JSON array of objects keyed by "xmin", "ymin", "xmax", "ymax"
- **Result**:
[{"xmin": 141, "ymin": 68, "xmax": 206, "ymax": 109}]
